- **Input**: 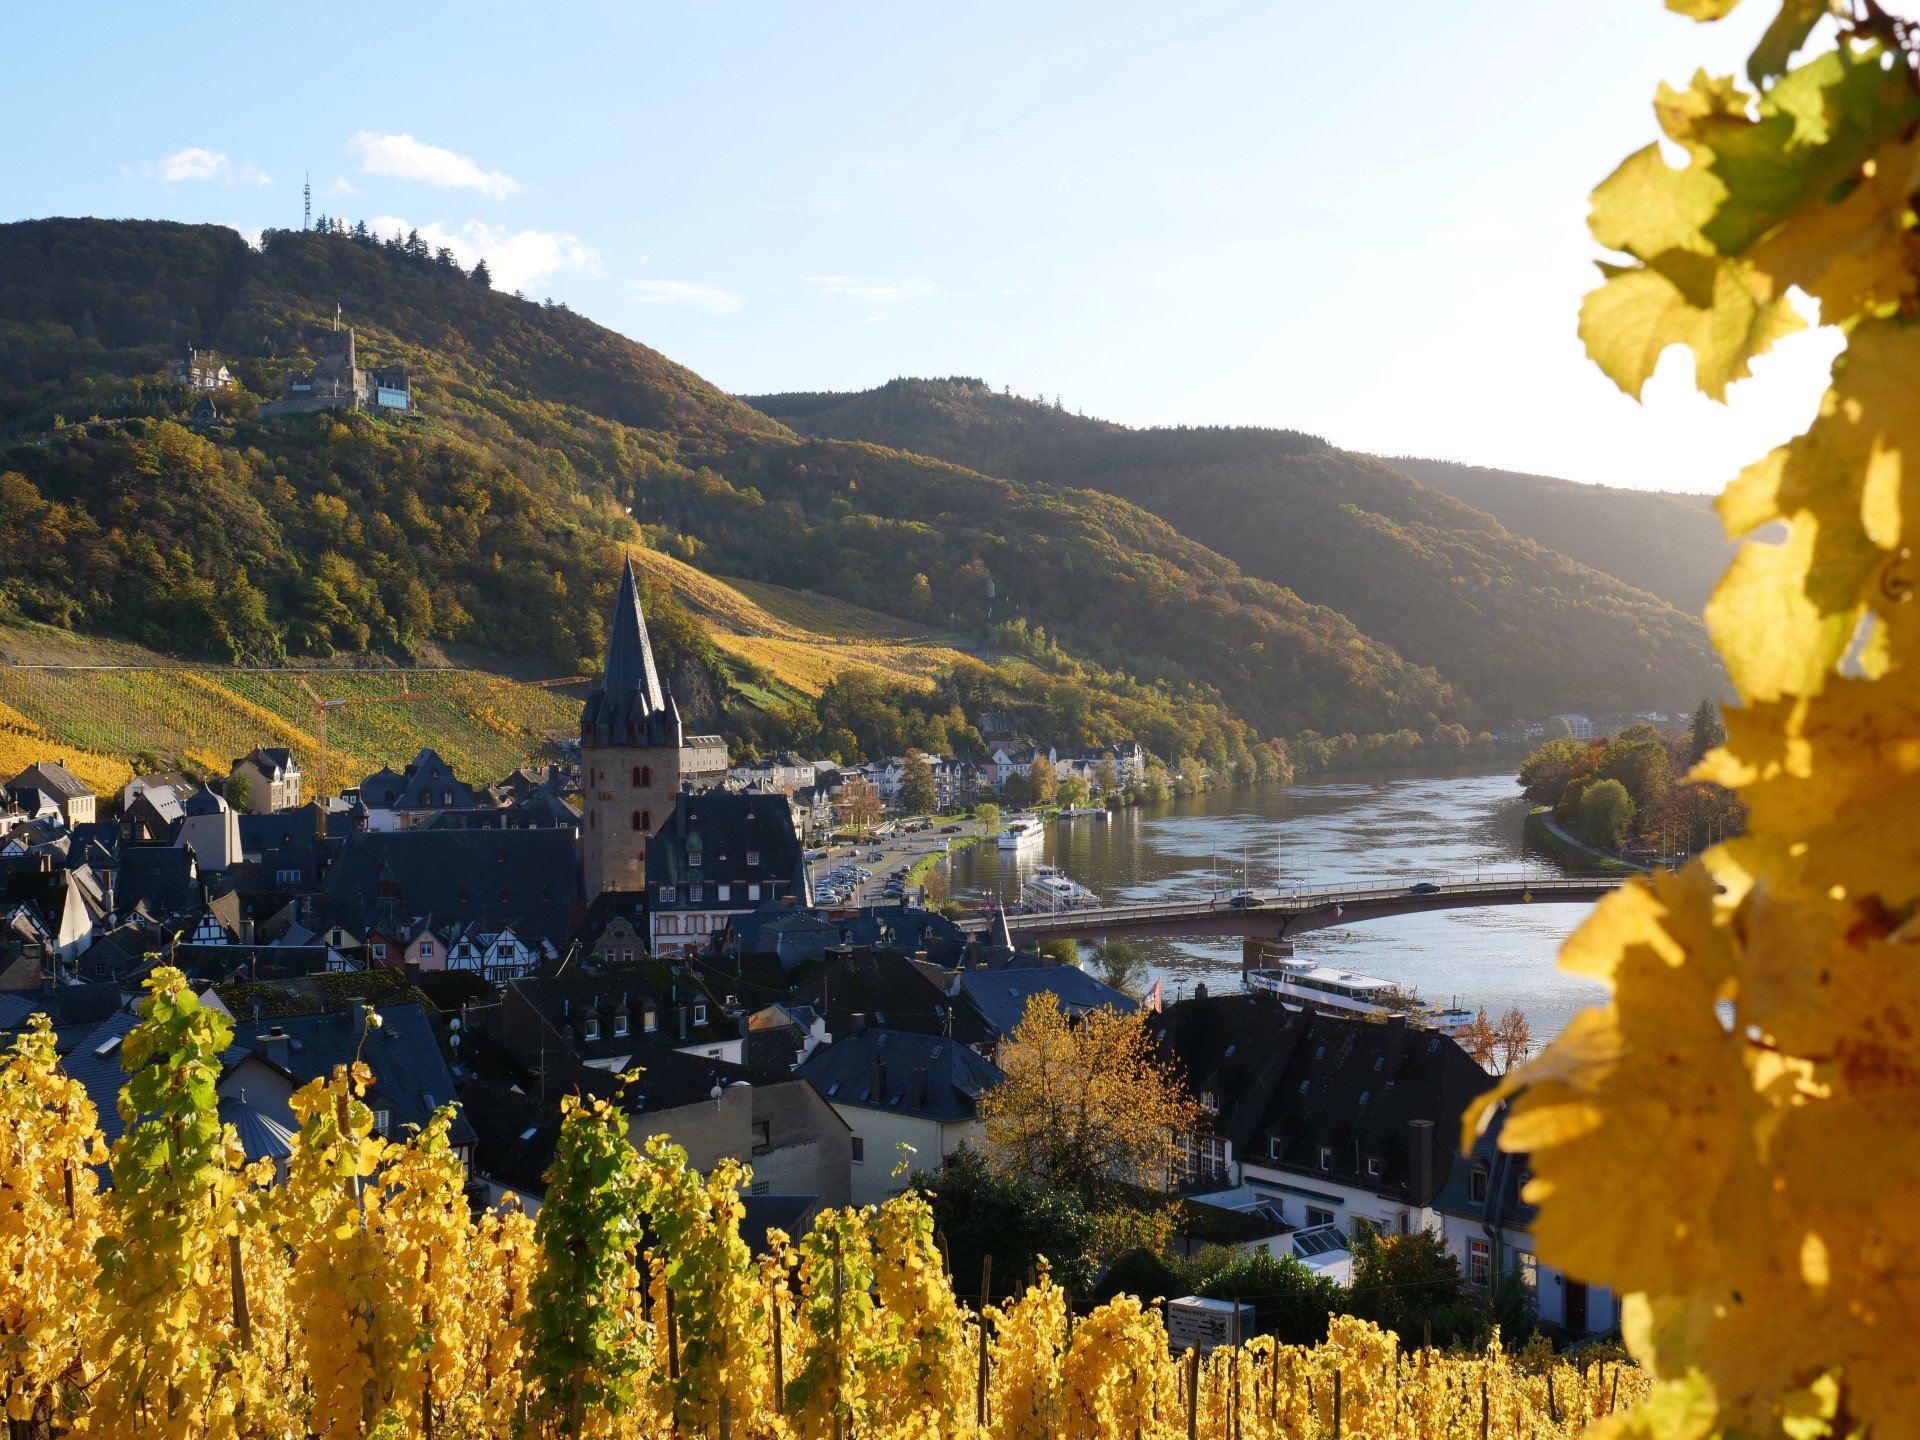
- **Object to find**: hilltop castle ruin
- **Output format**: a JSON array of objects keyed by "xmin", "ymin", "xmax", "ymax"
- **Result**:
[{"xmin": 260, "ymin": 322, "xmax": 411, "ymax": 418}]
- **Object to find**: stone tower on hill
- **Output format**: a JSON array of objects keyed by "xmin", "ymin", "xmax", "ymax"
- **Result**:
[{"xmin": 580, "ymin": 559, "xmax": 684, "ymax": 894}]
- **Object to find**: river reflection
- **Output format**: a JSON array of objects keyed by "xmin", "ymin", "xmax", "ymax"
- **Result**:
[{"xmin": 948, "ymin": 764, "xmax": 1609, "ymax": 1042}]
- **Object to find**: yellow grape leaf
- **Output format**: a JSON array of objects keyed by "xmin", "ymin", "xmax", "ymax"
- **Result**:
[
  {"xmin": 1704, "ymin": 514, "xmax": 1868, "ymax": 699},
  {"xmin": 1471, "ymin": 869, "xmax": 1755, "ymax": 1297},
  {"xmin": 1579, "ymin": 252, "xmax": 1804, "ymax": 400},
  {"xmin": 1747, "ymin": 0, "xmax": 1830, "ymax": 85},
  {"xmin": 1589, "ymin": 141, "xmax": 1726, "ymax": 259},
  {"xmin": 1748, "ymin": 128, "xmax": 1920, "ymax": 322}
]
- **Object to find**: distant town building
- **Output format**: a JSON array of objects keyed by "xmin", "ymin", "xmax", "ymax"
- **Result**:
[
  {"xmin": 227, "ymin": 748, "xmax": 302, "ymax": 814},
  {"xmin": 4, "ymin": 762, "xmax": 96, "ymax": 827},
  {"xmin": 260, "ymin": 325, "xmax": 411, "ymax": 417}
]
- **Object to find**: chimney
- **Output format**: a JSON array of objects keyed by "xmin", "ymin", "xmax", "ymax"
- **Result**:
[
  {"xmin": 1385, "ymin": 1013, "xmax": 1408, "ymax": 1084},
  {"xmin": 679, "ymin": 1004, "xmax": 689, "ymax": 1040},
  {"xmin": 255, "ymin": 1026, "xmax": 292, "ymax": 1067},
  {"xmin": 1407, "ymin": 1118, "xmax": 1436, "ymax": 1205},
  {"xmin": 909, "ymin": 1060, "xmax": 928, "ymax": 1109},
  {"xmin": 869, "ymin": 1060, "xmax": 887, "ymax": 1101},
  {"xmin": 850, "ymin": 1011, "xmax": 867, "ymax": 1037},
  {"xmin": 1193, "ymin": 981, "xmax": 1209, "ymax": 1001}
]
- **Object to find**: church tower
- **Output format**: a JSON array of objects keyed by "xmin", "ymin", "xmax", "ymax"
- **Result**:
[{"xmin": 580, "ymin": 559, "xmax": 683, "ymax": 894}]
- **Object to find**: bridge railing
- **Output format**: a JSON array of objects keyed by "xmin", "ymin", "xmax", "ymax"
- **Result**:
[{"xmin": 988, "ymin": 873, "xmax": 1620, "ymax": 927}]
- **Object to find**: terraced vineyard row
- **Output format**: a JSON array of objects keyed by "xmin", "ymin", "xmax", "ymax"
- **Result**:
[{"xmin": 0, "ymin": 664, "xmax": 583, "ymax": 790}]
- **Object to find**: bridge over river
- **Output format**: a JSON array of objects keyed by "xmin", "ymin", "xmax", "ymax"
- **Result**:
[{"xmin": 960, "ymin": 873, "xmax": 1624, "ymax": 945}]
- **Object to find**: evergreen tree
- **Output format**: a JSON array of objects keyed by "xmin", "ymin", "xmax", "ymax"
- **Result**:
[
  {"xmin": 470, "ymin": 257, "xmax": 492, "ymax": 288},
  {"xmin": 1685, "ymin": 697, "xmax": 1726, "ymax": 766}
]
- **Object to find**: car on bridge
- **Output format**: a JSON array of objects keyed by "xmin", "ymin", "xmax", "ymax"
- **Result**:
[
  {"xmin": 1407, "ymin": 881, "xmax": 1441, "ymax": 895},
  {"xmin": 1229, "ymin": 891, "xmax": 1260, "ymax": 908}
]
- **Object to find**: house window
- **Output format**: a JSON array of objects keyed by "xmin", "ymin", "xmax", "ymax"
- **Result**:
[
  {"xmin": 689, "ymin": 885, "xmax": 703, "ymax": 903},
  {"xmin": 1305, "ymin": 1206, "xmax": 1334, "ymax": 1228},
  {"xmin": 1319, "ymin": 1146, "xmax": 1333, "ymax": 1171},
  {"xmin": 371, "ymin": 943, "xmax": 387, "ymax": 960},
  {"xmin": 1514, "ymin": 1250, "xmax": 1538, "ymax": 1290},
  {"xmin": 1469, "ymin": 1167, "xmax": 1489, "ymax": 1203},
  {"xmin": 442, "ymin": 789, "xmax": 453, "ymax": 805},
  {"xmin": 717, "ymin": 884, "xmax": 731, "ymax": 902},
  {"xmin": 659, "ymin": 886, "xmax": 676, "ymax": 903},
  {"xmin": 373, "ymin": 1108, "xmax": 392, "ymax": 1136},
  {"xmin": 746, "ymin": 849, "xmax": 760, "ymax": 866},
  {"xmin": 1468, "ymin": 1238, "xmax": 1492, "ymax": 1287},
  {"xmin": 584, "ymin": 1014, "xmax": 600, "ymax": 1040},
  {"xmin": 614, "ymin": 1013, "xmax": 628, "ymax": 1037},
  {"xmin": 621, "ymin": 949, "xmax": 633, "ymax": 963},
  {"xmin": 641, "ymin": 765, "xmax": 652, "ymax": 787},
  {"xmin": 643, "ymin": 1009, "xmax": 658, "ymax": 1033},
  {"xmin": 641, "ymin": 810, "xmax": 651, "ymax": 831},
  {"xmin": 687, "ymin": 848, "xmax": 702, "ymax": 867},
  {"xmin": 1268, "ymin": 1136, "xmax": 1283, "ymax": 1160},
  {"xmin": 748, "ymin": 884, "xmax": 762, "ymax": 901},
  {"xmin": 1366, "ymin": 1156, "xmax": 1381, "ymax": 1178},
  {"xmin": 851, "ymin": 1137, "xmax": 865, "ymax": 1164},
  {"xmin": 694, "ymin": 1004, "xmax": 708, "ymax": 1025},
  {"xmin": 632, "ymin": 765, "xmax": 643, "ymax": 786},
  {"xmin": 419, "ymin": 942, "xmax": 433, "ymax": 958},
  {"xmin": 632, "ymin": 811, "xmax": 643, "ymax": 831}
]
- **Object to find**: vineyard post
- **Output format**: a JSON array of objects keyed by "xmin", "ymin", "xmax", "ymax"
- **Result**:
[
  {"xmin": 1546, "ymin": 1369, "xmax": 1558, "ymax": 1425},
  {"xmin": 772, "ymin": 1296, "xmax": 784, "ymax": 1415},
  {"xmin": 228, "ymin": 1233, "xmax": 251, "ymax": 1350},
  {"xmin": 1481, "ymin": 1375, "xmax": 1489, "ymax": 1440},
  {"xmin": 666, "ymin": 1281, "xmax": 682, "ymax": 1382},
  {"xmin": 1609, "ymin": 1366, "xmax": 1618, "ymax": 1414},
  {"xmin": 976, "ymin": 1317, "xmax": 989, "ymax": 1429},
  {"xmin": 1185, "ymin": 1350, "xmax": 1197, "ymax": 1440},
  {"xmin": 1333, "ymin": 1367, "xmax": 1342, "ymax": 1439},
  {"xmin": 833, "ymin": 1237, "xmax": 846, "ymax": 1440},
  {"xmin": 1064, "ymin": 1290, "xmax": 1074, "ymax": 1350}
]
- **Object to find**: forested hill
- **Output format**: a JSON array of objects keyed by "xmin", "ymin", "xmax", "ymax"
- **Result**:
[
  {"xmin": 747, "ymin": 378, "xmax": 1725, "ymax": 719},
  {"xmin": 0, "ymin": 217, "xmax": 1460, "ymax": 769},
  {"xmin": 1380, "ymin": 455, "xmax": 1732, "ymax": 617}
]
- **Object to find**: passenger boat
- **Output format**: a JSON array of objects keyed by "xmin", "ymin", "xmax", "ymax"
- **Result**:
[
  {"xmin": 997, "ymin": 815, "xmax": 1045, "ymax": 850},
  {"xmin": 1020, "ymin": 865, "xmax": 1100, "ymax": 911},
  {"xmin": 1246, "ymin": 957, "xmax": 1472, "ymax": 1033}
]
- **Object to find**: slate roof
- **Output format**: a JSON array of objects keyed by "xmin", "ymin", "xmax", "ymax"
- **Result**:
[
  {"xmin": 1428, "ymin": 1101, "xmax": 1533, "ymax": 1231},
  {"xmin": 1151, "ymin": 994, "xmax": 1494, "ymax": 1203},
  {"xmin": 796, "ymin": 1028, "xmax": 1002, "ymax": 1122},
  {"xmin": 382, "ymin": 750, "xmax": 476, "ymax": 812},
  {"xmin": 230, "ymin": 1001, "xmax": 476, "ymax": 1149},
  {"xmin": 323, "ymin": 828, "xmax": 578, "ymax": 945},
  {"xmin": 7, "ymin": 762, "xmax": 92, "ymax": 800},
  {"xmin": 116, "ymin": 846, "xmax": 197, "ymax": 918},
  {"xmin": 788, "ymin": 947, "xmax": 986, "ymax": 1046},
  {"xmin": 955, "ymin": 965, "xmax": 1137, "ymax": 1041},
  {"xmin": 60, "ymin": 1010, "xmax": 146, "ymax": 1148},
  {"xmin": 648, "ymin": 792, "xmax": 805, "ymax": 903}
]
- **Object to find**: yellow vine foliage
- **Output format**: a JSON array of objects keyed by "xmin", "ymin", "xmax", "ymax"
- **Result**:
[
  {"xmin": 0, "ymin": 977, "xmax": 1645, "ymax": 1437},
  {"xmin": 1470, "ymin": 4, "xmax": 1920, "ymax": 1436}
]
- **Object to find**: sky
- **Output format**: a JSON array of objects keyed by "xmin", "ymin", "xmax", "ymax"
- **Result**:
[{"xmin": 1, "ymin": 1, "xmax": 1866, "ymax": 493}]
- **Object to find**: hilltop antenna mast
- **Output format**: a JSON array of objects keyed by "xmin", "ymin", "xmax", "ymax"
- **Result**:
[{"xmin": 303, "ymin": 174, "xmax": 311, "ymax": 232}]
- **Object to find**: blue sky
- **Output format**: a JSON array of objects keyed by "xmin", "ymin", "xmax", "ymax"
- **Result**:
[{"xmin": 4, "ymin": 2, "xmax": 1855, "ymax": 492}]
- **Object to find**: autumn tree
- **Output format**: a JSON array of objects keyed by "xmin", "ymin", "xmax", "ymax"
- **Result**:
[
  {"xmin": 981, "ymin": 993, "xmax": 1198, "ymax": 1202},
  {"xmin": 1577, "ymin": 777, "xmax": 1635, "ymax": 850},
  {"xmin": 835, "ymin": 776, "xmax": 883, "ymax": 832},
  {"xmin": 1456, "ymin": 1006, "xmax": 1497, "ymax": 1069},
  {"xmin": 1088, "ymin": 938, "xmax": 1148, "ymax": 996},
  {"xmin": 972, "ymin": 801, "xmax": 1001, "ymax": 830},
  {"xmin": 1493, "ymin": 1007, "xmax": 1531, "ymax": 1073},
  {"xmin": 1028, "ymin": 755, "xmax": 1058, "ymax": 805}
]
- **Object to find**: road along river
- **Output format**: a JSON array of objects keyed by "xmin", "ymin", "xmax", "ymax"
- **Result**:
[{"xmin": 947, "ymin": 764, "xmax": 1610, "ymax": 1043}]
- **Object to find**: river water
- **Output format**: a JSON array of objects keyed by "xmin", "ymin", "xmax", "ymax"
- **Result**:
[{"xmin": 948, "ymin": 763, "xmax": 1609, "ymax": 1042}]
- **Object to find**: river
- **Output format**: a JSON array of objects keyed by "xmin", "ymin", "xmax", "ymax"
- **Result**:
[{"xmin": 947, "ymin": 763, "xmax": 1609, "ymax": 1042}]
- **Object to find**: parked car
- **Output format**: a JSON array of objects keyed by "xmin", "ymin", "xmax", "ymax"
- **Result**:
[{"xmin": 940, "ymin": 825, "xmax": 962, "ymax": 834}]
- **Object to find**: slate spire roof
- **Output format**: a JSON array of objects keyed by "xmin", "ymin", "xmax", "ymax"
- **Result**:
[{"xmin": 580, "ymin": 559, "xmax": 683, "ymax": 747}]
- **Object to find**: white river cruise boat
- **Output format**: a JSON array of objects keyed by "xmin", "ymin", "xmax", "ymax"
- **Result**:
[
  {"xmin": 998, "ymin": 814, "xmax": 1045, "ymax": 850},
  {"xmin": 1246, "ymin": 958, "xmax": 1474, "ymax": 1035},
  {"xmin": 1020, "ymin": 865, "xmax": 1101, "ymax": 912}
]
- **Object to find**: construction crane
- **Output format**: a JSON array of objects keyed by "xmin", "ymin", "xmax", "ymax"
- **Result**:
[{"xmin": 295, "ymin": 673, "xmax": 590, "ymax": 836}]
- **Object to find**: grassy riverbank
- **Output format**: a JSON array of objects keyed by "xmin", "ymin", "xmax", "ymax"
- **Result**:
[{"xmin": 1525, "ymin": 806, "xmax": 1641, "ymax": 874}]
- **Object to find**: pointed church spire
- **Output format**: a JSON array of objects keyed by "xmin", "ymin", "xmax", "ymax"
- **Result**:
[
  {"xmin": 604, "ymin": 557, "xmax": 665, "ymax": 715},
  {"xmin": 580, "ymin": 557, "xmax": 681, "ymax": 748}
]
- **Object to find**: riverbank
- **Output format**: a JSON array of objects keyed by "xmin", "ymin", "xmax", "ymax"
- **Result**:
[{"xmin": 1525, "ymin": 806, "xmax": 1643, "ymax": 873}]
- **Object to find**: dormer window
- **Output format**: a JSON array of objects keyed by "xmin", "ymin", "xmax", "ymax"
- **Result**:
[
  {"xmin": 694, "ymin": 1004, "xmax": 708, "ymax": 1025},
  {"xmin": 1470, "ymin": 1166, "xmax": 1489, "ymax": 1202},
  {"xmin": 614, "ymin": 1010, "xmax": 629, "ymax": 1037},
  {"xmin": 1319, "ymin": 1146, "xmax": 1333, "ymax": 1171},
  {"xmin": 1366, "ymin": 1156, "xmax": 1381, "ymax": 1178},
  {"xmin": 643, "ymin": 1007, "xmax": 658, "ymax": 1033},
  {"xmin": 1268, "ymin": 1136, "xmax": 1283, "ymax": 1160},
  {"xmin": 584, "ymin": 1013, "xmax": 600, "ymax": 1040}
]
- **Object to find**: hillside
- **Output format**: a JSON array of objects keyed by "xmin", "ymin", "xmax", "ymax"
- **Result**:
[
  {"xmin": 747, "ymin": 379, "xmax": 1725, "ymax": 718},
  {"xmin": 0, "ymin": 217, "xmax": 1458, "ymax": 771},
  {"xmin": 1379, "ymin": 455, "xmax": 1732, "ymax": 617}
]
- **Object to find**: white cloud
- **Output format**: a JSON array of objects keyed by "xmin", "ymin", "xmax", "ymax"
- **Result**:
[
  {"xmin": 366, "ymin": 216, "xmax": 597, "ymax": 293},
  {"xmin": 629, "ymin": 279, "xmax": 743, "ymax": 314},
  {"xmin": 808, "ymin": 274, "xmax": 937, "ymax": 305},
  {"xmin": 348, "ymin": 132, "xmax": 518, "ymax": 200},
  {"xmin": 326, "ymin": 176, "xmax": 357, "ymax": 196},
  {"xmin": 126, "ymin": 147, "xmax": 271, "ymax": 185}
]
